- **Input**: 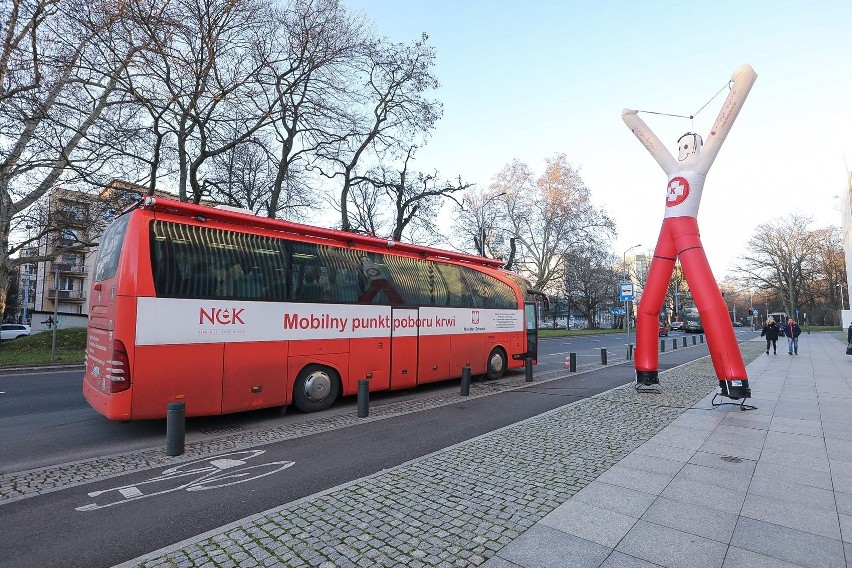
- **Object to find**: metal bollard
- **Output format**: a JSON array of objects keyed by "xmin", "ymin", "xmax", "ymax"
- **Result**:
[
  {"xmin": 524, "ymin": 358, "xmax": 533, "ymax": 382},
  {"xmin": 682, "ymin": 336, "xmax": 687, "ymax": 347},
  {"xmin": 600, "ymin": 348, "xmax": 608, "ymax": 365},
  {"xmin": 569, "ymin": 352, "xmax": 577, "ymax": 372},
  {"xmin": 700, "ymin": 334, "xmax": 705, "ymax": 344},
  {"xmin": 660, "ymin": 339, "xmax": 666, "ymax": 352},
  {"xmin": 672, "ymin": 338, "xmax": 677, "ymax": 350},
  {"xmin": 692, "ymin": 335, "xmax": 697, "ymax": 345},
  {"xmin": 357, "ymin": 379, "xmax": 369, "ymax": 418},
  {"xmin": 627, "ymin": 343, "xmax": 634, "ymax": 360},
  {"xmin": 166, "ymin": 401, "xmax": 185, "ymax": 456},
  {"xmin": 460, "ymin": 365, "xmax": 472, "ymax": 396}
]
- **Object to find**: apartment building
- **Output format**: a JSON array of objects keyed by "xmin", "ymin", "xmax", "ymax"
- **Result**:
[{"xmin": 15, "ymin": 180, "xmax": 169, "ymax": 327}]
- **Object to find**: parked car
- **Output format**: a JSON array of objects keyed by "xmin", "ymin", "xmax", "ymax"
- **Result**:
[
  {"xmin": 1, "ymin": 323, "xmax": 31, "ymax": 340},
  {"xmin": 670, "ymin": 321, "xmax": 684, "ymax": 331},
  {"xmin": 658, "ymin": 324, "xmax": 669, "ymax": 337}
]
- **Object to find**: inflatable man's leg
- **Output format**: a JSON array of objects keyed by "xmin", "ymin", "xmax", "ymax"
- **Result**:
[
  {"xmin": 635, "ymin": 226, "xmax": 676, "ymax": 386},
  {"xmin": 670, "ymin": 218, "xmax": 750, "ymax": 399}
]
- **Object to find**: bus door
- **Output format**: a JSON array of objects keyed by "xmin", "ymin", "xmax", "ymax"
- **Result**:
[
  {"xmin": 525, "ymin": 303, "xmax": 538, "ymax": 360},
  {"xmin": 390, "ymin": 308, "xmax": 418, "ymax": 389}
]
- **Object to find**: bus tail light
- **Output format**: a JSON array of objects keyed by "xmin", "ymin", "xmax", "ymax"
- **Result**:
[{"xmin": 107, "ymin": 340, "xmax": 131, "ymax": 393}]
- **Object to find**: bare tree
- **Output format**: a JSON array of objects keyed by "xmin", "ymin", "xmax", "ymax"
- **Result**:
[
  {"xmin": 262, "ymin": 0, "xmax": 365, "ymax": 219},
  {"xmin": 1, "ymin": 0, "xmax": 153, "ymax": 317},
  {"xmin": 206, "ymin": 138, "xmax": 279, "ymax": 214},
  {"xmin": 564, "ymin": 240, "xmax": 619, "ymax": 329},
  {"xmin": 314, "ymin": 33, "xmax": 442, "ymax": 232},
  {"xmin": 801, "ymin": 225, "xmax": 845, "ymax": 325},
  {"xmin": 487, "ymin": 154, "xmax": 615, "ymax": 292},
  {"xmin": 351, "ymin": 146, "xmax": 470, "ymax": 242},
  {"xmin": 733, "ymin": 215, "xmax": 824, "ymax": 321},
  {"xmin": 119, "ymin": 0, "xmax": 291, "ymax": 204},
  {"xmin": 451, "ymin": 174, "xmax": 519, "ymax": 261}
]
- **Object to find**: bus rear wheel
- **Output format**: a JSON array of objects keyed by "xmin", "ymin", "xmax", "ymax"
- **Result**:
[
  {"xmin": 485, "ymin": 347, "xmax": 507, "ymax": 380},
  {"xmin": 293, "ymin": 365, "xmax": 341, "ymax": 413}
]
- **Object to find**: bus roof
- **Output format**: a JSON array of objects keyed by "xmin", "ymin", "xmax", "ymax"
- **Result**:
[{"xmin": 140, "ymin": 197, "xmax": 507, "ymax": 269}]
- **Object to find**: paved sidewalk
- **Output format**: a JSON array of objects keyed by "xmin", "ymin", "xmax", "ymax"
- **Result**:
[
  {"xmin": 120, "ymin": 333, "xmax": 850, "ymax": 568},
  {"xmin": 486, "ymin": 332, "xmax": 852, "ymax": 568}
]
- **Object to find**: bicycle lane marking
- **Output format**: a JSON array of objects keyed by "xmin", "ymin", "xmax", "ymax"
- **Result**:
[{"xmin": 75, "ymin": 450, "xmax": 294, "ymax": 511}]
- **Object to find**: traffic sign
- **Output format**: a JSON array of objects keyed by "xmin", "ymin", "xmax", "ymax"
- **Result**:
[{"xmin": 619, "ymin": 282, "xmax": 634, "ymax": 301}]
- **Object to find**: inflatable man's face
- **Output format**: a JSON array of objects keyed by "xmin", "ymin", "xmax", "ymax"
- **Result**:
[{"xmin": 677, "ymin": 133, "xmax": 703, "ymax": 163}]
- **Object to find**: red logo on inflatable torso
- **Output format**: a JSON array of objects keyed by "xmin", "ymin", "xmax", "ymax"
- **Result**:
[{"xmin": 666, "ymin": 177, "xmax": 690, "ymax": 207}]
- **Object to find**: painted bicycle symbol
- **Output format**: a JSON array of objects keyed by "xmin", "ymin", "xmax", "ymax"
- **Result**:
[{"xmin": 76, "ymin": 450, "xmax": 294, "ymax": 511}]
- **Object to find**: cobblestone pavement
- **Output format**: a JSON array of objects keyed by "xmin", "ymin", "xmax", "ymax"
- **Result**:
[
  {"xmin": 0, "ymin": 353, "xmax": 619, "ymax": 504},
  {"xmin": 117, "ymin": 342, "xmax": 765, "ymax": 568}
]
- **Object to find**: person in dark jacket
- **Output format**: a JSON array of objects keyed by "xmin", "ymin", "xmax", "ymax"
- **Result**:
[
  {"xmin": 783, "ymin": 318, "xmax": 802, "ymax": 355},
  {"xmin": 760, "ymin": 317, "xmax": 779, "ymax": 354}
]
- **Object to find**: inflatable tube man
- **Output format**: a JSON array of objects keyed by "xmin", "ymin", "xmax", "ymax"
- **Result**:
[{"xmin": 622, "ymin": 64, "xmax": 757, "ymax": 401}]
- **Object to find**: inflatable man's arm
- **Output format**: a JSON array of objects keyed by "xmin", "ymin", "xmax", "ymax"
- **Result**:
[
  {"xmin": 622, "ymin": 109, "xmax": 677, "ymax": 175},
  {"xmin": 698, "ymin": 64, "xmax": 757, "ymax": 172}
]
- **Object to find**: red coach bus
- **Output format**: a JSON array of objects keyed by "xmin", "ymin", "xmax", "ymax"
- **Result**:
[{"xmin": 83, "ymin": 197, "xmax": 541, "ymax": 420}]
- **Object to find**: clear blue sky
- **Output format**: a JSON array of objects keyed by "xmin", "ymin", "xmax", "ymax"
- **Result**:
[{"xmin": 345, "ymin": 0, "xmax": 852, "ymax": 278}]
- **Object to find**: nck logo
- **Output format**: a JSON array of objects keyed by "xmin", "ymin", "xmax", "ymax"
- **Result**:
[
  {"xmin": 199, "ymin": 307, "xmax": 245, "ymax": 325},
  {"xmin": 471, "ymin": 310, "xmax": 480, "ymax": 324}
]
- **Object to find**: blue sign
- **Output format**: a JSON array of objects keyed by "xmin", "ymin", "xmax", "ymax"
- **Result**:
[
  {"xmin": 619, "ymin": 282, "xmax": 634, "ymax": 301},
  {"xmin": 611, "ymin": 307, "xmax": 626, "ymax": 315}
]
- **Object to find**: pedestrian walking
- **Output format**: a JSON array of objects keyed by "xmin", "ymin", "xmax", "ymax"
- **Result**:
[
  {"xmin": 760, "ymin": 317, "xmax": 780, "ymax": 355},
  {"xmin": 784, "ymin": 318, "xmax": 801, "ymax": 355}
]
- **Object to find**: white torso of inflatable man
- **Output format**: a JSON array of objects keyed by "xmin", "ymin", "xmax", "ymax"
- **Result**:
[
  {"xmin": 663, "ymin": 133, "xmax": 704, "ymax": 218},
  {"xmin": 622, "ymin": 64, "xmax": 757, "ymax": 219}
]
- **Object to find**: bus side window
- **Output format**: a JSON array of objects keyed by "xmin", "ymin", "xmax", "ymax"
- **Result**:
[
  {"xmin": 356, "ymin": 253, "xmax": 403, "ymax": 305},
  {"xmin": 461, "ymin": 268, "xmax": 515, "ymax": 309},
  {"xmin": 437, "ymin": 264, "xmax": 474, "ymax": 307},
  {"xmin": 188, "ymin": 259, "xmax": 215, "ymax": 297},
  {"xmin": 235, "ymin": 270, "xmax": 264, "ymax": 298},
  {"xmin": 296, "ymin": 266, "xmax": 327, "ymax": 301}
]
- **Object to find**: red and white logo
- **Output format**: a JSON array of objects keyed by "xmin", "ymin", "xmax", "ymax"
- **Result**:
[
  {"xmin": 666, "ymin": 177, "xmax": 690, "ymax": 207},
  {"xmin": 472, "ymin": 310, "xmax": 480, "ymax": 325},
  {"xmin": 199, "ymin": 307, "xmax": 245, "ymax": 325}
]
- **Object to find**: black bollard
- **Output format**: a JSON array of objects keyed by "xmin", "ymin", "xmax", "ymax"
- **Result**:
[
  {"xmin": 627, "ymin": 343, "xmax": 634, "ymax": 360},
  {"xmin": 692, "ymin": 335, "xmax": 697, "ymax": 345},
  {"xmin": 672, "ymin": 338, "xmax": 677, "ymax": 350},
  {"xmin": 660, "ymin": 339, "xmax": 666, "ymax": 352},
  {"xmin": 525, "ymin": 358, "xmax": 533, "ymax": 382},
  {"xmin": 569, "ymin": 352, "xmax": 577, "ymax": 372},
  {"xmin": 166, "ymin": 401, "xmax": 185, "ymax": 457},
  {"xmin": 700, "ymin": 334, "xmax": 705, "ymax": 344},
  {"xmin": 682, "ymin": 336, "xmax": 687, "ymax": 348},
  {"xmin": 357, "ymin": 379, "xmax": 369, "ymax": 418},
  {"xmin": 460, "ymin": 365, "xmax": 472, "ymax": 396},
  {"xmin": 600, "ymin": 348, "xmax": 608, "ymax": 365}
]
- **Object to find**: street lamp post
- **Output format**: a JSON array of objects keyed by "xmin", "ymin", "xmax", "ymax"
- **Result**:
[
  {"xmin": 22, "ymin": 263, "xmax": 31, "ymax": 324},
  {"xmin": 476, "ymin": 192, "xmax": 507, "ymax": 257},
  {"xmin": 51, "ymin": 264, "xmax": 60, "ymax": 362},
  {"xmin": 837, "ymin": 283, "xmax": 847, "ymax": 327},
  {"xmin": 623, "ymin": 244, "xmax": 641, "ymax": 344}
]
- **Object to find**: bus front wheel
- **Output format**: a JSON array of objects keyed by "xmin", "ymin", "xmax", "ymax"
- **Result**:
[
  {"xmin": 485, "ymin": 347, "xmax": 507, "ymax": 380},
  {"xmin": 293, "ymin": 365, "xmax": 341, "ymax": 412}
]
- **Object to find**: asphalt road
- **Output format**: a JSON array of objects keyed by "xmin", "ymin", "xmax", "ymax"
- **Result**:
[
  {"xmin": 0, "ymin": 329, "xmax": 759, "ymax": 474},
  {"xmin": 0, "ymin": 330, "xmax": 759, "ymax": 568}
]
